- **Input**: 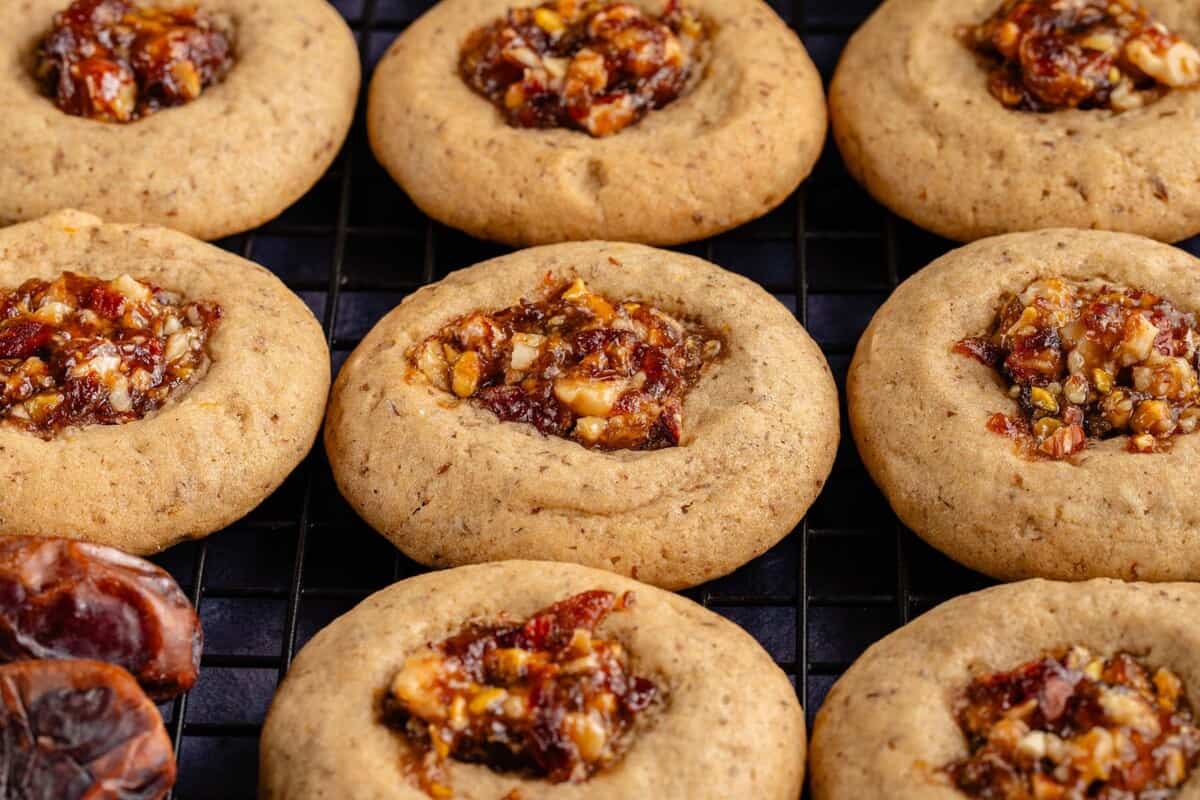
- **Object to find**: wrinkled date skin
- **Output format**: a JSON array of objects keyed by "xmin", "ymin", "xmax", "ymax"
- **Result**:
[
  {"xmin": 0, "ymin": 659, "xmax": 175, "ymax": 800},
  {"xmin": 0, "ymin": 537, "xmax": 201, "ymax": 701}
]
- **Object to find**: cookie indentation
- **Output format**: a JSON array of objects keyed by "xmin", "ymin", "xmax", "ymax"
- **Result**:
[
  {"xmin": 0, "ymin": 271, "xmax": 221, "ymax": 436},
  {"xmin": 945, "ymin": 646, "xmax": 1200, "ymax": 799},
  {"xmin": 381, "ymin": 589, "xmax": 660, "ymax": 795},
  {"xmin": 408, "ymin": 275, "xmax": 723, "ymax": 450},
  {"xmin": 967, "ymin": 0, "xmax": 1200, "ymax": 112},
  {"xmin": 458, "ymin": 0, "xmax": 711, "ymax": 137},
  {"xmin": 955, "ymin": 276, "xmax": 1200, "ymax": 458},
  {"xmin": 36, "ymin": 0, "xmax": 234, "ymax": 123}
]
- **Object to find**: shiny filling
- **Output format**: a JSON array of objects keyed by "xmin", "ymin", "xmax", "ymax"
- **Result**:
[
  {"xmin": 410, "ymin": 276, "xmax": 722, "ymax": 450},
  {"xmin": 967, "ymin": 0, "xmax": 1200, "ymax": 111},
  {"xmin": 37, "ymin": 0, "xmax": 233, "ymax": 122},
  {"xmin": 955, "ymin": 277, "xmax": 1200, "ymax": 458},
  {"xmin": 459, "ymin": 0, "xmax": 709, "ymax": 136},
  {"xmin": 0, "ymin": 272, "xmax": 220, "ymax": 435},
  {"xmin": 946, "ymin": 646, "xmax": 1200, "ymax": 799},
  {"xmin": 382, "ymin": 590, "xmax": 659, "ymax": 797}
]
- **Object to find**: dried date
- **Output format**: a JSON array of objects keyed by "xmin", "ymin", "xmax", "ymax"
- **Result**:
[
  {"xmin": 0, "ymin": 659, "xmax": 175, "ymax": 800},
  {"xmin": 0, "ymin": 537, "xmax": 201, "ymax": 701},
  {"xmin": 0, "ymin": 321, "xmax": 52, "ymax": 359}
]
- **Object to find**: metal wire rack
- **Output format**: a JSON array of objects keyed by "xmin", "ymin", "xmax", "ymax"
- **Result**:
[{"xmin": 143, "ymin": 0, "xmax": 1021, "ymax": 795}]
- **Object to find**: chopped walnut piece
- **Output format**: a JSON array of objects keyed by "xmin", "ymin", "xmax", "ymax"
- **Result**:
[
  {"xmin": 459, "ymin": 0, "xmax": 710, "ymax": 136},
  {"xmin": 945, "ymin": 647, "xmax": 1200, "ymax": 799},
  {"xmin": 37, "ymin": 0, "xmax": 233, "ymax": 122},
  {"xmin": 407, "ymin": 275, "xmax": 722, "ymax": 451},
  {"xmin": 967, "ymin": 0, "xmax": 1200, "ymax": 112},
  {"xmin": 381, "ymin": 590, "xmax": 659, "ymax": 797},
  {"xmin": 0, "ymin": 272, "xmax": 220, "ymax": 436},
  {"xmin": 955, "ymin": 277, "xmax": 1200, "ymax": 458}
]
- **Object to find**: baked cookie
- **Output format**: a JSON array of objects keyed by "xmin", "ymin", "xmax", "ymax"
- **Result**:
[
  {"xmin": 0, "ymin": 209, "xmax": 329, "ymax": 554},
  {"xmin": 325, "ymin": 241, "xmax": 839, "ymax": 589},
  {"xmin": 811, "ymin": 578, "xmax": 1200, "ymax": 800},
  {"xmin": 0, "ymin": 0, "xmax": 359, "ymax": 240},
  {"xmin": 849, "ymin": 228, "xmax": 1200, "ymax": 582},
  {"xmin": 830, "ymin": 0, "xmax": 1200, "ymax": 242},
  {"xmin": 366, "ymin": 0, "xmax": 826, "ymax": 246},
  {"xmin": 260, "ymin": 560, "xmax": 805, "ymax": 800}
]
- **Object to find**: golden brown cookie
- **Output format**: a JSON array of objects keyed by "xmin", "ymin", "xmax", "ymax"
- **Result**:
[
  {"xmin": 849, "ymin": 228, "xmax": 1200, "ymax": 582},
  {"xmin": 830, "ymin": 0, "xmax": 1200, "ymax": 242},
  {"xmin": 811, "ymin": 579, "xmax": 1200, "ymax": 800},
  {"xmin": 260, "ymin": 560, "xmax": 806, "ymax": 800},
  {"xmin": 324, "ymin": 241, "xmax": 839, "ymax": 590},
  {"xmin": 0, "ymin": 210, "xmax": 329, "ymax": 554},
  {"xmin": 366, "ymin": 0, "xmax": 826, "ymax": 246},
  {"xmin": 0, "ymin": 0, "xmax": 360, "ymax": 240}
]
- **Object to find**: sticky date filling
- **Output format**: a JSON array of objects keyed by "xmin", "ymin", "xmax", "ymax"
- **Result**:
[
  {"xmin": 0, "ymin": 271, "xmax": 221, "ymax": 437},
  {"xmin": 955, "ymin": 277, "xmax": 1200, "ymax": 459},
  {"xmin": 381, "ymin": 590, "xmax": 659, "ymax": 797},
  {"xmin": 409, "ymin": 277, "xmax": 722, "ymax": 450},
  {"xmin": 967, "ymin": 0, "xmax": 1200, "ymax": 112},
  {"xmin": 36, "ymin": 0, "xmax": 234, "ymax": 123},
  {"xmin": 459, "ymin": 0, "xmax": 709, "ymax": 137},
  {"xmin": 945, "ymin": 647, "xmax": 1200, "ymax": 800}
]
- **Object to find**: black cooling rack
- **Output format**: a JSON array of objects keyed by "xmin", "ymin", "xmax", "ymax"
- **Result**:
[{"xmin": 144, "ymin": 0, "xmax": 1165, "ymax": 795}]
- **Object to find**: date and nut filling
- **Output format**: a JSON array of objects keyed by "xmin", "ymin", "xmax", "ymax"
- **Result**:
[
  {"xmin": 955, "ymin": 277, "xmax": 1200, "ymax": 459},
  {"xmin": 459, "ymin": 0, "xmax": 709, "ymax": 136},
  {"xmin": 0, "ymin": 272, "xmax": 221, "ymax": 436},
  {"xmin": 381, "ymin": 590, "xmax": 659, "ymax": 797},
  {"xmin": 946, "ymin": 647, "xmax": 1200, "ymax": 799},
  {"xmin": 968, "ymin": 0, "xmax": 1200, "ymax": 112},
  {"xmin": 37, "ymin": 0, "xmax": 233, "ymax": 122},
  {"xmin": 410, "ymin": 277, "xmax": 722, "ymax": 450}
]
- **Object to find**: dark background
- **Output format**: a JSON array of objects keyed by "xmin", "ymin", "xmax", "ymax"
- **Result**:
[{"xmin": 145, "ymin": 0, "xmax": 1125, "ymax": 795}]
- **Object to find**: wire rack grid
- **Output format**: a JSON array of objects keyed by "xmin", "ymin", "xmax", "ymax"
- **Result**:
[{"xmin": 137, "ymin": 0, "xmax": 1073, "ymax": 795}]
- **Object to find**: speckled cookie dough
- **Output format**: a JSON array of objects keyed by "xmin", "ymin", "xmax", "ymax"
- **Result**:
[
  {"xmin": 830, "ymin": 0, "xmax": 1200, "ymax": 243},
  {"xmin": 0, "ymin": 210, "xmax": 329, "ymax": 553},
  {"xmin": 0, "ymin": 0, "xmax": 360, "ymax": 240},
  {"xmin": 324, "ymin": 241, "xmax": 839, "ymax": 590},
  {"xmin": 811, "ymin": 579, "xmax": 1200, "ymax": 800},
  {"xmin": 366, "ymin": 0, "xmax": 826, "ymax": 246},
  {"xmin": 849, "ymin": 228, "xmax": 1200, "ymax": 582},
  {"xmin": 260, "ymin": 560, "xmax": 806, "ymax": 800}
]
